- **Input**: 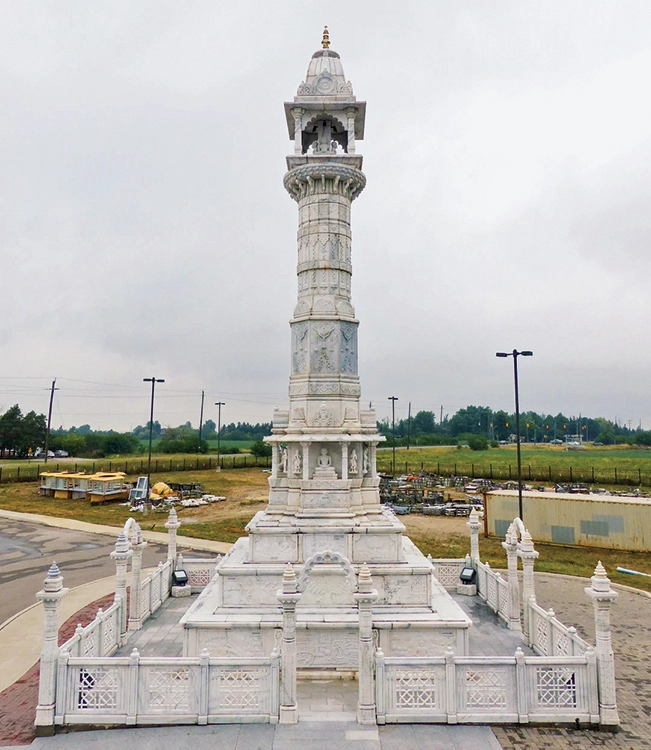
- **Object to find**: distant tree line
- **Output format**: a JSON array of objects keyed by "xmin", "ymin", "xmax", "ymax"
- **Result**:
[
  {"xmin": 3, "ymin": 401, "xmax": 649, "ymax": 458},
  {"xmin": 378, "ymin": 406, "xmax": 651, "ymax": 449}
]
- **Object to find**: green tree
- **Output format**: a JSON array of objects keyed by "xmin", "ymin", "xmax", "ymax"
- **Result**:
[
  {"xmin": 467, "ymin": 435, "xmax": 489, "ymax": 451},
  {"xmin": 250, "ymin": 439, "xmax": 272, "ymax": 458}
]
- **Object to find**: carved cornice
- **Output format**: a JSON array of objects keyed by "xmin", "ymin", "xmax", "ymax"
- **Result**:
[{"xmin": 284, "ymin": 162, "xmax": 366, "ymax": 202}]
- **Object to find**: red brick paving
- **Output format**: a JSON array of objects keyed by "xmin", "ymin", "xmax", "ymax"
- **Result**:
[{"xmin": 0, "ymin": 592, "xmax": 115, "ymax": 747}]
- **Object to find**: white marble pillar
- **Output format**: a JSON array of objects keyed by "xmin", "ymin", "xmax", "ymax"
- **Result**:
[
  {"xmin": 110, "ymin": 531, "xmax": 132, "ymax": 640},
  {"xmin": 128, "ymin": 524, "xmax": 147, "ymax": 631},
  {"xmin": 271, "ymin": 444, "xmax": 279, "ymax": 479},
  {"xmin": 35, "ymin": 562, "xmax": 69, "ymax": 734},
  {"xmin": 346, "ymin": 106, "xmax": 356, "ymax": 153},
  {"xmin": 292, "ymin": 107, "xmax": 304, "ymax": 155},
  {"xmin": 277, "ymin": 563, "xmax": 301, "ymax": 724},
  {"xmin": 165, "ymin": 507, "xmax": 181, "ymax": 570},
  {"xmin": 501, "ymin": 523, "xmax": 521, "ymax": 631},
  {"xmin": 341, "ymin": 442, "xmax": 349, "ymax": 481},
  {"xmin": 354, "ymin": 563, "xmax": 378, "ymax": 724},
  {"xmin": 369, "ymin": 443, "xmax": 377, "ymax": 477},
  {"xmin": 301, "ymin": 442, "xmax": 310, "ymax": 481},
  {"xmin": 585, "ymin": 561, "xmax": 619, "ymax": 727},
  {"xmin": 519, "ymin": 529, "xmax": 538, "ymax": 637},
  {"xmin": 467, "ymin": 509, "xmax": 481, "ymax": 565}
]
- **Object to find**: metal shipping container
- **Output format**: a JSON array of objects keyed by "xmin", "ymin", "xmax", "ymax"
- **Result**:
[{"xmin": 486, "ymin": 490, "xmax": 651, "ymax": 551}]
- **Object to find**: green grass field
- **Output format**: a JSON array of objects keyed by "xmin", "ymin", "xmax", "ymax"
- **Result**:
[
  {"xmin": 377, "ymin": 445, "xmax": 651, "ymax": 486},
  {"xmin": 1, "ymin": 466, "xmax": 650, "ymax": 593}
]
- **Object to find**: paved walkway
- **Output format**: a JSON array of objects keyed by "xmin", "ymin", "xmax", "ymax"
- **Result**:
[{"xmin": 4, "ymin": 722, "xmax": 502, "ymax": 750}]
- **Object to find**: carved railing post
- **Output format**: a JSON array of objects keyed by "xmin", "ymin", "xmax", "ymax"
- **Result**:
[
  {"xmin": 165, "ymin": 507, "xmax": 181, "ymax": 573},
  {"xmin": 585, "ymin": 561, "xmax": 619, "ymax": 728},
  {"xmin": 519, "ymin": 529, "xmax": 538, "ymax": 637},
  {"xmin": 354, "ymin": 563, "xmax": 378, "ymax": 725},
  {"xmin": 35, "ymin": 562, "xmax": 69, "ymax": 734},
  {"xmin": 128, "ymin": 523, "xmax": 147, "ymax": 631},
  {"xmin": 110, "ymin": 531, "xmax": 132, "ymax": 641},
  {"xmin": 502, "ymin": 522, "xmax": 521, "ymax": 631},
  {"xmin": 277, "ymin": 563, "xmax": 301, "ymax": 724},
  {"xmin": 467, "ymin": 508, "xmax": 481, "ymax": 565}
]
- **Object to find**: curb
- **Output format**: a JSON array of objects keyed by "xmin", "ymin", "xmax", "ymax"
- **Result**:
[{"xmin": 0, "ymin": 508, "xmax": 232, "ymax": 554}]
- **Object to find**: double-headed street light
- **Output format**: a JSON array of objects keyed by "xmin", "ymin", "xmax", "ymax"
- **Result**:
[
  {"xmin": 143, "ymin": 377, "xmax": 165, "ymax": 498},
  {"xmin": 496, "ymin": 350, "xmax": 533, "ymax": 522}
]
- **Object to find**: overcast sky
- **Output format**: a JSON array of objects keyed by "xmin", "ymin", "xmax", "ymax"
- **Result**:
[{"xmin": 2, "ymin": 1, "xmax": 651, "ymax": 432}]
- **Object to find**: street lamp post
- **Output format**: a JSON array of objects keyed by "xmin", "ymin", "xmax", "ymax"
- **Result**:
[
  {"xmin": 143, "ymin": 377, "xmax": 165, "ymax": 498},
  {"xmin": 198, "ymin": 390, "xmax": 205, "ymax": 454},
  {"xmin": 388, "ymin": 396, "xmax": 398, "ymax": 476},
  {"xmin": 496, "ymin": 350, "xmax": 533, "ymax": 522},
  {"xmin": 215, "ymin": 401, "xmax": 225, "ymax": 470}
]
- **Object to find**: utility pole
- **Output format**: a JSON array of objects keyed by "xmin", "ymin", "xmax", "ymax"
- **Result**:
[
  {"xmin": 496, "ymin": 349, "xmax": 533, "ymax": 522},
  {"xmin": 197, "ymin": 390, "xmax": 205, "ymax": 454},
  {"xmin": 215, "ymin": 401, "xmax": 225, "ymax": 470},
  {"xmin": 143, "ymin": 377, "xmax": 165, "ymax": 497},
  {"xmin": 43, "ymin": 379, "xmax": 59, "ymax": 463},
  {"xmin": 388, "ymin": 396, "xmax": 398, "ymax": 476},
  {"xmin": 440, "ymin": 405, "xmax": 444, "ymax": 432},
  {"xmin": 407, "ymin": 401, "xmax": 411, "ymax": 450}
]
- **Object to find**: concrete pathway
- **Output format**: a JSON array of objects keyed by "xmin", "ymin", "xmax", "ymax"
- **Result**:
[{"xmin": 3, "ymin": 722, "xmax": 503, "ymax": 750}]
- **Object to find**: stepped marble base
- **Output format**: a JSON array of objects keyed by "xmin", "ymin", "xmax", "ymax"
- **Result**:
[{"xmin": 181, "ymin": 534, "xmax": 471, "ymax": 666}]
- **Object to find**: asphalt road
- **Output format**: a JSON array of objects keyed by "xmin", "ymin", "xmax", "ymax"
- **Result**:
[{"xmin": 0, "ymin": 518, "xmax": 169, "ymax": 624}]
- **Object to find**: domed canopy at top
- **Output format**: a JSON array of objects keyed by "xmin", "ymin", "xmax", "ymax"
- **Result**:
[{"xmin": 284, "ymin": 27, "xmax": 366, "ymax": 148}]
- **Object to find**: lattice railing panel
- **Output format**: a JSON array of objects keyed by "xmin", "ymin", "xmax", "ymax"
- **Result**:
[
  {"xmin": 74, "ymin": 667, "xmax": 120, "ymax": 711},
  {"xmin": 210, "ymin": 668, "xmax": 268, "ymax": 713},
  {"xmin": 463, "ymin": 667, "xmax": 511, "ymax": 710},
  {"xmin": 393, "ymin": 669, "xmax": 444, "ymax": 711},
  {"xmin": 140, "ymin": 667, "xmax": 196, "ymax": 714},
  {"xmin": 535, "ymin": 667, "xmax": 577, "ymax": 709}
]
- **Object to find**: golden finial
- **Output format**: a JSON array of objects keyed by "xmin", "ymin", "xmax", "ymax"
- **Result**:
[{"xmin": 322, "ymin": 26, "xmax": 330, "ymax": 49}]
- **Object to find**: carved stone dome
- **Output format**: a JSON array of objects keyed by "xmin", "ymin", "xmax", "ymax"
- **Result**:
[{"xmin": 297, "ymin": 47, "xmax": 353, "ymax": 98}]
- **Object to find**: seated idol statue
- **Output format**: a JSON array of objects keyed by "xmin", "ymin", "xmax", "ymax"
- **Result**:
[{"xmin": 314, "ymin": 447, "xmax": 337, "ymax": 477}]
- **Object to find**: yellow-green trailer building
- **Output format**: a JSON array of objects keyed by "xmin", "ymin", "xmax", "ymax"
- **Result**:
[{"xmin": 486, "ymin": 489, "xmax": 651, "ymax": 551}]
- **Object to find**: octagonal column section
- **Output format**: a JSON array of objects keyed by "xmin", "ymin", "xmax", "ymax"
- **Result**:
[
  {"xmin": 110, "ymin": 531, "xmax": 132, "ymax": 641},
  {"xmin": 519, "ymin": 529, "xmax": 538, "ymax": 638},
  {"xmin": 35, "ymin": 562, "xmax": 68, "ymax": 734},
  {"xmin": 502, "ymin": 523, "xmax": 521, "ymax": 632},
  {"xmin": 128, "ymin": 524, "xmax": 147, "ymax": 631},
  {"xmin": 277, "ymin": 563, "xmax": 301, "ymax": 724},
  {"xmin": 165, "ymin": 507, "xmax": 181, "ymax": 570},
  {"xmin": 354, "ymin": 563, "xmax": 378, "ymax": 725},
  {"xmin": 467, "ymin": 508, "xmax": 481, "ymax": 565},
  {"xmin": 585, "ymin": 561, "xmax": 619, "ymax": 727}
]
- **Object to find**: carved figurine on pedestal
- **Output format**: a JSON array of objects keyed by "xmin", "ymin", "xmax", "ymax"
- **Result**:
[
  {"xmin": 349, "ymin": 449, "xmax": 358, "ymax": 475},
  {"xmin": 280, "ymin": 447, "xmax": 288, "ymax": 474},
  {"xmin": 363, "ymin": 447, "xmax": 369, "ymax": 475},
  {"xmin": 292, "ymin": 450, "xmax": 302, "ymax": 477}
]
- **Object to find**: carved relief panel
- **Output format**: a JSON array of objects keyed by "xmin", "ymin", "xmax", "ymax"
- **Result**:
[
  {"xmin": 311, "ymin": 323, "xmax": 336, "ymax": 372},
  {"xmin": 291, "ymin": 322, "xmax": 309, "ymax": 374},
  {"xmin": 339, "ymin": 321, "xmax": 358, "ymax": 374},
  {"xmin": 296, "ymin": 629, "xmax": 358, "ymax": 668}
]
